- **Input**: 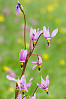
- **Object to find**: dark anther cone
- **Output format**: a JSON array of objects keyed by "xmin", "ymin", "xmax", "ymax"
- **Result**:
[
  {"xmin": 21, "ymin": 65, "xmax": 23, "ymax": 69},
  {"xmin": 46, "ymin": 92, "xmax": 49, "ymax": 96},
  {"xmin": 33, "ymin": 44, "xmax": 35, "ymax": 47},
  {"xmin": 47, "ymin": 42, "xmax": 50, "ymax": 47},
  {"xmin": 22, "ymin": 92, "xmax": 24, "ymax": 95},
  {"xmin": 38, "ymin": 68, "xmax": 41, "ymax": 71}
]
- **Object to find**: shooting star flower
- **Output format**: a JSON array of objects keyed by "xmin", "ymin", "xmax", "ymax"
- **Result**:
[
  {"xmin": 43, "ymin": 26, "xmax": 58, "ymax": 47},
  {"xmin": 15, "ymin": 1, "xmax": 21, "ymax": 15},
  {"xmin": 6, "ymin": 75, "xmax": 33, "ymax": 94},
  {"xmin": 32, "ymin": 56, "xmax": 42, "ymax": 71},
  {"xmin": 19, "ymin": 49, "xmax": 27, "ymax": 69},
  {"xmin": 30, "ymin": 27, "xmax": 42, "ymax": 47},
  {"xmin": 37, "ymin": 75, "xmax": 49, "ymax": 95}
]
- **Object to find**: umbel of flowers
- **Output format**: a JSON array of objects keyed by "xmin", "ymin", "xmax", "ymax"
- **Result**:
[{"xmin": 6, "ymin": 1, "xmax": 58, "ymax": 99}]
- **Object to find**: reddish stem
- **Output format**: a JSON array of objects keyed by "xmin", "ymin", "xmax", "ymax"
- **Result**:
[
  {"xmin": 20, "ymin": 6, "xmax": 26, "ymax": 49},
  {"xmin": 22, "ymin": 95, "xmax": 30, "ymax": 99},
  {"xmin": 33, "ymin": 86, "xmax": 38, "ymax": 96},
  {"xmin": 23, "ymin": 10, "xmax": 26, "ymax": 49},
  {"xmin": 21, "ymin": 33, "xmax": 43, "ymax": 76}
]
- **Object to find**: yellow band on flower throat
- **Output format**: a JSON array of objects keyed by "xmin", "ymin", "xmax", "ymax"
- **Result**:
[
  {"xmin": 47, "ymin": 39, "xmax": 50, "ymax": 43},
  {"xmin": 38, "ymin": 65, "xmax": 41, "ymax": 68},
  {"xmin": 46, "ymin": 89, "xmax": 48, "ymax": 92},
  {"xmin": 22, "ymin": 89, "xmax": 25, "ymax": 92},
  {"xmin": 33, "ymin": 41, "xmax": 36, "ymax": 45}
]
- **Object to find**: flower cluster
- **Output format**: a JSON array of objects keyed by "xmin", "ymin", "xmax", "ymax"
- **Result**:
[
  {"xmin": 6, "ymin": 74, "xmax": 33, "ymax": 95},
  {"xmin": 6, "ymin": 1, "xmax": 58, "ymax": 99}
]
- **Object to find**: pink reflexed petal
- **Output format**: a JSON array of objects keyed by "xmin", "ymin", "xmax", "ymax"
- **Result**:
[
  {"xmin": 17, "ymin": 8, "xmax": 19, "ymax": 15},
  {"xmin": 43, "ymin": 26, "xmax": 46, "ymax": 32},
  {"xmin": 6, "ymin": 75, "xmax": 16, "ymax": 82},
  {"xmin": 32, "ymin": 62, "xmax": 37, "ymax": 64},
  {"xmin": 46, "ymin": 75, "xmax": 49, "ymax": 81},
  {"xmin": 38, "ymin": 56, "xmax": 42, "ymax": 65},
  {"xmin": 7, "ymin": 69, "xmax": 16, "ymax": 78},
  {"xmin": 21, "ymin": 75, "xmax": 26, "ymax": 85},
  {"xmin": 30, "ymin": 27, "xmax": 33, "ymax": 37},
  {"xmin": 51, "ymin": 28, "xmax": 58, "ymax": 37},
  {"xmin": 29, "ymin": 78, "xmax": 33, "ymax": 83},
  {"xmin": 18, "ymin": 94, "xmax": 22, "ymax": 99},
  {"xmin": 37, "ymin": 83, "xmax": 43, "ymax": 89},
  {"xmin": 46, "ymin": 80, "xmax": 49, "ymax": 88},
  {"xmin": 43, "ymin": 27, "xmax": 50, "ymax": 38},
  {"xmin": 41, "ymin": 76, "xmax": 46, "ymax": 86},
  {"xmin": 23, "ymin": 49, "xmax": 27, "ymax": 59},
  {"xmin": 19, "ymin": 49, "xmax": 24, "ymax": 61},
  {"xmin": 34, "ymin": 29, "xmax": 36, "ymax": 34},
  {"xmin": 26, "ymin": 82, "xmax": 32, "ymax": 87},
  {"xmin": 24, "ymin": 85, "xmax": 28, "ymax": 92},
  {"xmin": 32, "ymin": 65, "xmax": 37, "ymax": 70},
  {"xmin": 37, "ymin": 28, "xmax": 39, "ymax": 32}
]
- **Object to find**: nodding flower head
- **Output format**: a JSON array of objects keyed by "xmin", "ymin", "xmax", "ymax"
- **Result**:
[
  {"xmin": 15, "ymin": 1, "xmax": 21, "ymax": 15},
  {"xmin": 19, "ymin": 49, "xmax": 27, "ymax": 69},
  {"xmin": 32, "ymin": 56, "xmax": 42, "ymax": 71},
  {"xmin": 30, "ymin": 27, "xmax": 42, "ymax": 47},
  {"xmin": 37, "ymin": 75, "xmax": 49, "ymax": 95},
  {"xmin": 6, "ymin": 75, "xmax": 33, "ymax": 94},
  {"xmin": 43, "ymin": 26, "xmax": 58, "ymax": 47}
]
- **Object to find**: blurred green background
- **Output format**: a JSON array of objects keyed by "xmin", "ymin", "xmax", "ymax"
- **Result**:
[{"xmin": 0, "ymin": 0, "xmax": 66, "ymax": 99}]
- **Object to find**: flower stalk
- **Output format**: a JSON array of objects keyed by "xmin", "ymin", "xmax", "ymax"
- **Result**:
[
  {"xmin": 21, "ymin": 33, "xmax": 43, "ymax": 76},
  {"xmin": 33, "ymin": 86, "xmax": 38, "ymax": 96},
  {"xmin": 6, "ymin": 1, "xmax": 58, "ymax": 99},
  {"xmin": 20, "ymin": 5, "xmax": 26, "ymax": 49}
]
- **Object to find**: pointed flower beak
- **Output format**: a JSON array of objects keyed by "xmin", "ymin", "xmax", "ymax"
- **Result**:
[
  {"xmin": 38, "ymin": 65, "xmax": 41, "ymax": 71},
  {"xmin": 22, "ymin": 89, "xmax": 25, "ymax": 95},
  {"xmin": 33, "ymin": 41, "xmax": 36, "ymax": 47},
  {"xmin": 20, "ymin": 61, "xmax": 25, "ymax": 69},
  {"xmin": 46, "ymin": 89, "xmax": 49, "ymax": 95},
  {"xmin": 47, "ymin": 39, "xmax": 50, "ymax": 47}
]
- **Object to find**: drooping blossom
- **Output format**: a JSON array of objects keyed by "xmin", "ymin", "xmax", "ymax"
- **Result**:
[
  {"xmin": 43, "ymin": 26, "xmax": 58, "ymax": 46},
  {"xmin": 6, "ymin": 75, "xmax": 33, "ymax": 94},
  {"xmin": 19, "ymin": 49, "xmax": 27, "ymax": 69},
  {"xmin": 30, "ymin": 93, "xmax": 36, "ymax": 99},
  {"xmin": 32, "ymin": 56, "xmax": 42, "ymax": 71},
  {"xmin": 37, "ymin": 75, "xmax": 49, "ymax": 95},
  {"xmin": 3, "ymin": 66, "xmax": 16, "ymax": 78},
  {"xmin": 7, "ymin": 69, "xmax": 16, "ymax": 78},
  {"xmin": 30, "ymin": 27, "xmax": 42, "ymax": 47},
  {"xmin": 15, "ymin": 1, "xmax": 21, "ymax": 15}
]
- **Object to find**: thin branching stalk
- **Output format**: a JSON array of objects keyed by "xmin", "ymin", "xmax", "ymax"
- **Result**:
[
  {"xmin": 20, "ymin": 7, "xmax": 26, "ymax": 49},
  {"xmin": 21, "ymin": 33, "xmax": 43, "ymax": 76},
  {"xmin": 33, "ymin": 86, "xmax": 38, "ymax": 96},
  {"xmin": 22, "ymin": 95, "xmax": 30, "ymax": 99}
]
